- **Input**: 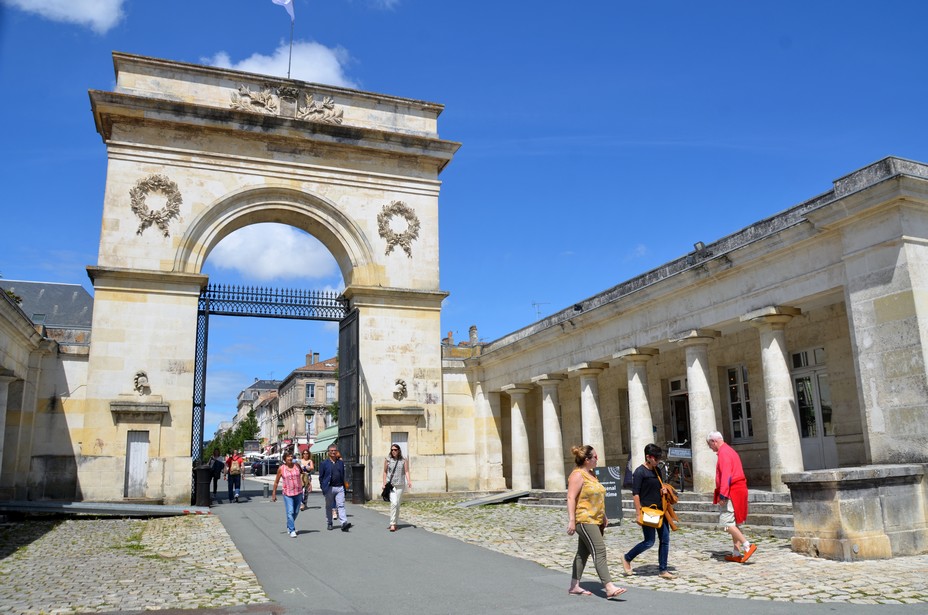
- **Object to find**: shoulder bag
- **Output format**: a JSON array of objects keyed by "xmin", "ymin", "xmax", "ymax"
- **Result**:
[
  {"xmin": 381, "ymin": 459, "xmax": 399, "ymax": 501},
  {"xmin": 637, "ymin": 466, "xmax": 665, "ymax": 528}
]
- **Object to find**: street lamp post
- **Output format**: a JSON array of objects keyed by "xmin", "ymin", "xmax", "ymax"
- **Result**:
[{"xmin": 275, "ymin": 414, "xmax": 284, "ymax": 474}]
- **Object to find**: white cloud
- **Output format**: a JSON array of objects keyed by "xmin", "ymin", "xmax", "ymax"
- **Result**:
[
  {"xmin": 625, "ymin": 244, "xmax": 650, "ymax": 260},
  {"xmin": 203, "ymin": 40, "xmax": 357, "ymax": 88},
  {"xmin": 207, "ymin": 223, "xmax": 340, "ymax": 282},
  {"xmin": 3, "ymin": 0, "xmax": 125, "ymax": 33}
]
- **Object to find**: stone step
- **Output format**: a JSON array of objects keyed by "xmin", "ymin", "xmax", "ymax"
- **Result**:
[{"xmin": 518, "ymin": 488, "xmax": 795, "ymax": 539}]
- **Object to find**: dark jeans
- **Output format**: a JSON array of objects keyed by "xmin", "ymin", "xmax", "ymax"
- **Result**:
[
  {"xmin": 211, "ymin": 474, "xmax": 219, "ymax": 495},
  {"xmin": 624, "ymin": 521, "xmax": 671, "ymax": 572},
  {"xmin": 227, "ymin": 474, "xmax": 241, "ymax": 501}
]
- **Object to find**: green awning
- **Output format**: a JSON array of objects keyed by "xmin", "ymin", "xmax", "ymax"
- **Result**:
[{"xmin": 309, "ymin": 425, "xmax": 339, "ymax": 454}]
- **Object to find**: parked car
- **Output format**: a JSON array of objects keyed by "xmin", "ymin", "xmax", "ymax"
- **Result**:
[{"xmin": 251, "ymin": 458, "xmax": 281, "ymax": 476}]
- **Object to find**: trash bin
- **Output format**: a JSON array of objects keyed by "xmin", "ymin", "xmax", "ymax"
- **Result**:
[
  {"xmin": 194, "ymin": 465, "xmax": 213, "ymax": 507},
  {"xmin": 350, "ymin": 463, "xmax": 366, "ymax": 504}
]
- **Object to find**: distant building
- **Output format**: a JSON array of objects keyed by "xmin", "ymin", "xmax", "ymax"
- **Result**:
[
  {"xmin": 276, "ymin": 351, "xmax": 338, "ymax": 455},
  {"xmin": 235, "ymin": 378, "xmax": 280, "ymax": 429}
]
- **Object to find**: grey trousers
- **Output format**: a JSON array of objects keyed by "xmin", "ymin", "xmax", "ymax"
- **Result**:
[{"xmin": 572, "ymin": 523, "xmax": 612, "ymax": 584}]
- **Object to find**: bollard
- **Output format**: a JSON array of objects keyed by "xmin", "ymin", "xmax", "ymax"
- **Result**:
[{"xmin": 264, "ymin": 484, "xmax": 269, "ymax": 499}]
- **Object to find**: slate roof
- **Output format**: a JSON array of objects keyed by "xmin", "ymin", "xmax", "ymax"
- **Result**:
[{"xmin": 1, "ymin": 280, "xmax": 93, "ymax": 328}]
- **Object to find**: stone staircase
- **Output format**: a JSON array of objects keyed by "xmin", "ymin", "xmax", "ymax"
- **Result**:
[{"xmin": 518, "ymin": 489, "xmax": 795, "ymax": 539}]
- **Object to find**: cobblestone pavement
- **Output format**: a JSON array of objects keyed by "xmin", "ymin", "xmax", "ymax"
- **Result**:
[
  {"xmin": 0, "ymin": 515, "xmax": 270, "ymax": 615},
  {"xmin": 364, "ymin": 498, "xmax": 928, "ymax": 606}
]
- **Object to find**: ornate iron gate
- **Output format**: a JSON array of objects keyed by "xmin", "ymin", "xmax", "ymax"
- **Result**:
[
  {"xmin": 337, "ymin": 308, "xmax": 360, "ymax": 464},
  {"xmin": 191, "ymin": 284, "xmax": 350, "ymax": 470}
]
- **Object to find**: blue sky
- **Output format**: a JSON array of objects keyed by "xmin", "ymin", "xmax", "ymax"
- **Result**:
[{"xmin": 3, "ymin": 1, "xmax": 928, "ymax": 437}]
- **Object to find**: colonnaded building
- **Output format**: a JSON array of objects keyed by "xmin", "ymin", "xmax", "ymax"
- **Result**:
[{"xmin": 1, "ymin": 53, "xmax": 926, "ymax": 558}]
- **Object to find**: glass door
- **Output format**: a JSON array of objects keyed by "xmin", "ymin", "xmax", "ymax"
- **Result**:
[{"xmin": 793, "ymin": 369, "xmax": 837, "ymax": 470}]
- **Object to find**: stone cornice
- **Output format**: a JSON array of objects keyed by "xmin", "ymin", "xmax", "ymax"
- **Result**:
[
  {"xmin": 89, "ymin": 90, "xmax": 461, "ymax": 173},
  {"xmin": 111, "ymin": 52, "xmax": 447, "ymax": 117},
  {"xmin": 342, "ymin": 285, "xmax": 448, "ymax": 310},
  {"xmin": 87, "ymin": 266, "xmax": 208, "ymax": 292}
]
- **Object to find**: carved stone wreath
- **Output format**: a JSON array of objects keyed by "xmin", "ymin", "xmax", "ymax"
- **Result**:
[
  {"xmin": 230, "ymin": 84, "xmax": 279, "ymax": 114},
  {"xmin": 130, "ymin": 174, "xmax": 182, "ymax": 237},
  {"xmin": 377, "ymin": 201, "xmax": 421, "ymax": 258},
  {"xmin": 297, "ymin": 93, "xmax": 344, "ymax": 124}
]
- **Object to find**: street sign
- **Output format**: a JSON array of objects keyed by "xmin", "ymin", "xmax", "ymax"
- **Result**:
[{"xmin": 593, "ymin": 466, "xmax": 623, "ymax": 523}]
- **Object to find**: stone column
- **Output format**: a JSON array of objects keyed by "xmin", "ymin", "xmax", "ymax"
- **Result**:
[
  {"xmin": 531, "ymin": 374, "xmax": 567, "ymax": 490},
  {"xmin": 742, "ymin": 306, "xmax": 804, "ymax": 492},
  {"xmin": 0, "ymin": 373, "xmax": 14, "ymax": 481},
  {"xmin": 474, "ymin": 381, "xmax": 506, "ymax": 490},
  {"xmin": 614, "ymin": 348, "xmax": 659, "ymax": 469},
  {"xmin": 679, "ymin": 330, "xmax": 720, "ymax": 493},
  {"xmin": 568, "ymin": 362, "xmax": 607, "ymax": 466},
  {"xmin": 502, "ymin": 384, "xmax": 532, "ymax": 490}
]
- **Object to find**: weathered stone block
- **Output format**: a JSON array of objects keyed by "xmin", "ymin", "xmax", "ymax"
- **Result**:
[{"xmin": 784, "ymin": 464, "xmax": 928, "ymax": 560}]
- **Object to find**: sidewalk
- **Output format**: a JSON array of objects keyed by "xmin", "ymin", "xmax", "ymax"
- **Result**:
[{"xmin": 0, "ymin": 481, "xmax": 924, "ymax": 614}]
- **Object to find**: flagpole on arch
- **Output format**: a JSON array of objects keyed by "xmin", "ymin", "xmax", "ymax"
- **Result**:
[
  {"xmin": 271, "ymin": 0, "xmax": 296, "ymax": 78},
  {"xmin": 287, "ymin": 19, "xmax": 294, "ymax": 79}
]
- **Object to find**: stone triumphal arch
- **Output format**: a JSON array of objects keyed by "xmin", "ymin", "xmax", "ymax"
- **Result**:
[{"xmin": 83, "ymin": 53, "xmax": 458, "ymax": 504}]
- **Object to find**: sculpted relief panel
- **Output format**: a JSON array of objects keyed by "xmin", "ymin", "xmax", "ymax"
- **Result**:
[{"xmin": 229, "ymin": 84, "xmax": 344, "ymax": 125}]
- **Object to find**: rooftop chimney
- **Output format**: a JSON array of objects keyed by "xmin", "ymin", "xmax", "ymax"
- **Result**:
[{"xmin": 313, "ymin": 352, "xmax": 319, "ymax": 364}]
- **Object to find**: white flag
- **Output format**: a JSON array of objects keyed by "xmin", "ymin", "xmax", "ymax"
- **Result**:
[{"xmin": 272, "ymin": 0, "xmax": 295, "ymax": 22}]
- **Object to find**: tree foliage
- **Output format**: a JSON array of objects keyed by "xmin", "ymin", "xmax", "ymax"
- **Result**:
[{"xmin": 202, "ymin": 409, "xmax": 259, "ymax": 461}]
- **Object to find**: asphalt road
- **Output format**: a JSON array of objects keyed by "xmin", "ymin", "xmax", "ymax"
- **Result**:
[{"xmin": 206, "ymin": 479, "xmax": 923, "ymax": 615}]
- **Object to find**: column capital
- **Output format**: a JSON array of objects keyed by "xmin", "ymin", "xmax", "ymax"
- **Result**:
[
  {"xmin": 567, "ymin": 361, "xmax": 608, "ymax": 377},
  {"xmin": 673, "ymin": 329, "xmax": 720, "ymax": 347},
  {"xmin": 501, "ymin": 384, "xmax": 532, "ymax": 395},
  {"xmin": 613, "ymin": 347, "xmax": 659, "ymax": 364},
  {"xmin": 531, "ymin": 373, "xmax": 567, "ymax": 386},
  {"xmin": 740, "ymin": 305, "xmax": 801, "ymax": 329}
]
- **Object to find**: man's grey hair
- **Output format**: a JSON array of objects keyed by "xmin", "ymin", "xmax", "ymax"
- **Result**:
[{"xmin": 706, "ymin": 431, "xmax": 724, "ymax": 443}]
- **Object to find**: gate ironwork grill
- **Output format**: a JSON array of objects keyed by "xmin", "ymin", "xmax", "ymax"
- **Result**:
[
  {"xmin": 198, "ymin": 284, "xmax": 347, "ymax": 320},
  {"xmin": 191, "ymin": 283, "xmax": 350, "ymax": 502}
]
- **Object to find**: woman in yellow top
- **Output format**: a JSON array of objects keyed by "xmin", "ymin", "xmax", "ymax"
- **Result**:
[{"xmin": 566, "ymin": 445, "xmax": 627, "ymax": 599}]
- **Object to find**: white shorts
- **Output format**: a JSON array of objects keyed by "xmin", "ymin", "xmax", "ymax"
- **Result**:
[{"xmin": 718, "ymin": 498, "xmax": 737, "ymax": 527}]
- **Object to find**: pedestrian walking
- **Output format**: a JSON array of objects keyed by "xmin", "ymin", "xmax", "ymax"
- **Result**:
[
  {"xmin": 623, "ymin": 443, "xmax": 675, "ymax": 579},
  {"xmin": 319, "ymin": 444, "xmax": 351, "ymax": 531},
  {"xmin": 707, "ymin": 431, "xmax": 757, "ymax": 563},
  {"xmin": 565, "ymin": 444, "xmax": 627, "ymax": 599},
  {"xmin": 210, "ymin": 447, "xmax": 224, "ymax": 501},
  {"xmin": 225, "ymin": 449, "xmax": 245, "ymax": 503},
  {"xmin": 381, "ymin": 443, "xmax": 411, "ymax": 532},
  {"xmin": 271, "ymin": 452, "xmax": 304, "ymax": 537},
  {"xmin": 298, "ymin": 449, "xmax": 314, "ymax": 510}
]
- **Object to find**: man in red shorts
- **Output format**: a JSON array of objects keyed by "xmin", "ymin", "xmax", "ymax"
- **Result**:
[{"xmin": 707, "ymin": 431, "xmax": 756, "ymax": 563}]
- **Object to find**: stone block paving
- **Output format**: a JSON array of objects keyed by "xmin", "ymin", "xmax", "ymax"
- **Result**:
[
  {"xmin": 0, "ymin": 515, "xmax": 270, "ymax": 614},
  {"xmin": 365, "ymin": 499, "xmax": 928, "ymax": 605}
]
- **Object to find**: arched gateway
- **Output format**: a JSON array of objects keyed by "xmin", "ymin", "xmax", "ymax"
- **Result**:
[{"xmin": 84, "ymin": 53, "xmax": 459, "ymax": 504}]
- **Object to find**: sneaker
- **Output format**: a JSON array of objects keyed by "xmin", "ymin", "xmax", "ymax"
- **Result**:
[
  {"xmin": 341, "ymin": 522, "xmax": 352, "ymax": 532},
  {"xmin": 740, "ymin": 543, "xmax": 757, "ymax": 563},
  {"xmin": 327, "ymin": 524, "xmax": 333, "ymax": 531},
  {"xmin": 289, "ymin": 531, "xmax": 297, "ymax": 538},
  {"xmin": 234, "ymin": 496, "xmax": 239, "ymax": 503}
]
